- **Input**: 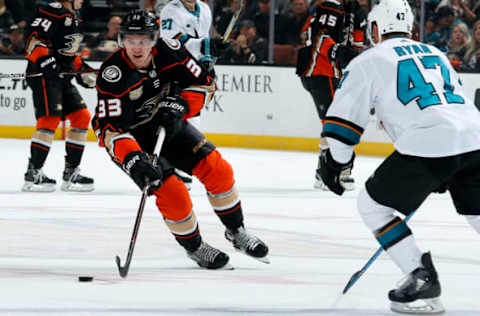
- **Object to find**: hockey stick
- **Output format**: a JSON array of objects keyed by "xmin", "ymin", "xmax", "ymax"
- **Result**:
[
  {"xmin": 115, "ymin": 126, "xmax": 166, "ymax": 278},
  {"xmin": 222, "ymin": 0, "xmax": 245, "ymax": 43},
  {"xmin": 342, "ymin": 211, "xmax": 416, "ymax": 294},
  {"xmin": 342, "ymin": 1, "xmax": 355, "ymax": 46},
  {"xmin": 0, "ymin": 69, "xmax": 99, "ymax": 79}
]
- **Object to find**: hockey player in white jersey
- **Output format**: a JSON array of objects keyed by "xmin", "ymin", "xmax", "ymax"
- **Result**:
[
  {"xmin": 160, "ymin": 0, "xmax": 227, "ymax": 80},
  {"xmin": 159, "ymin": 0, "xmax": 228, "ymax": 188},
  {"xmin": 319, "ymin": 0, "xmax": 480, "ymax": 314}
]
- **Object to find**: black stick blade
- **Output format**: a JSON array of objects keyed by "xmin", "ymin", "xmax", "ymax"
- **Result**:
[
  {"xmin": 115, "ymin": 255, "xmax": 129, "ymax": 278},
  {"xmin": 342, "ymin": 270, "xmax": 364, "ymax": 294}
]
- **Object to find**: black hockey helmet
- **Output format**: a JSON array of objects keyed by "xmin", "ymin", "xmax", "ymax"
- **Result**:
[{"xmin": 118, "ymin": 9, "xmax": 159, "ymax": 47}]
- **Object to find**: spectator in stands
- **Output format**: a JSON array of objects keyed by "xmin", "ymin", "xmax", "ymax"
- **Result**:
[
  {"xmin": 357, "ymin": 0, "xmax": 369, "ymax": 14},
  {"xmin": 219, "ymin": 19, "xmax": 267, "ymax": 64},
  {"xmin": 109, "ymin": 0, "xmax": 128, "ymax": 16},
  {"xmin": 436, "ymin": 0, "xmax": 476, "ymax": 23},
  {"xmin": 463, "ymin": 20, "xmax": 480, "ymax": 71},
  {"xmin": 5, "ymin": 0, "xmax": 36, "ymax": 28},
  {"xmin": 431, "ymin": 6, "xmax": 456, "ymax": 52},
  {"xmin": 253, "ymin": 0, "xmax": 286, "ymax": 44},
  {"xmin": 424, "ymin": 16, "xmax": 441, "ymax": 45},
  {"xmin": 471, "ymin": 1, "xmax": 480, "ymax": 22},
  {"xmin": 145, "ymin": 0, "xmax": 170, "ymax": 15},
  {"xmin": 242, "ymin": 0, "xmax": 260, "ymax": 22},
  {"xmin": 0, "ymin": 24, "xmax": 24, "ymax": 56},
  {"xmin": 87, "ymin": 15, "xmax": 122, "ymax": 60},
  {"xmin": 447, "ymin": 21, "xmax": 470, "ymax": 69},
  {"xmin": 0, "ymin": 0, "xmax": 14, "ymax": 31},
  {"xmin": 215, "ymin": 0, "xmax": 241, "ymax": 36},
  {"xmin": 281, "ymin": 0, "xmax": 309, "ymax": 46}
]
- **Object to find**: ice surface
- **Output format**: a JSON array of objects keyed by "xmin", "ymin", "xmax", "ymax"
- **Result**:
[{"xmin": 1, "ymin": 139, "xmax": 479, "ymax": 315}]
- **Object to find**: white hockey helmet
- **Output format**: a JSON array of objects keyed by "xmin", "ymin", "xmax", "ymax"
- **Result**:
[{"xmin": 367, "ymin": 0, "xmax": 414, "ymax": 44}]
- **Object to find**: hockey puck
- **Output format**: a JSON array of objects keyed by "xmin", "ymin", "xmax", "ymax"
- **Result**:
[{"xmin": 78, "ymin": 276, "xmax": 94, "ymax": 282}]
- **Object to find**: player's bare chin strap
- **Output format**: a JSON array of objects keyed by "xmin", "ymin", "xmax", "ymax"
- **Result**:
[{"xmin": 466, "ymin": 215, "xmax": 480, "ymax": 234}]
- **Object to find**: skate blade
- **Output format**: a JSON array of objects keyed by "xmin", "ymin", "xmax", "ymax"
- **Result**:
[
  {"xmin": 198, "ymin": 263, "xmax": 234, "ymax": 270},
  {"xmin": 22, "ymin": 182, "xmax": 56, "ymax": 192},
  {"xmin": 220, "ymin": 263, "xmax": 234, "ymax": 270},
  {"xmin": 235, "ymin": 248, "xmax": 270, "ymax": 264},
  {"xmin": 313, "ymin": 180, "xmax": 330, "ymax": 191},
  {"xmin": 341, "ymin": 181, "xmax": 355, "ymax": 191},
  {"xmin": 391, "ymin": 298, "xmax": 445, "ymax": 314},
  {"xmin": 61, "ymin": 182, "xmax": 94, "ymax": 192}
]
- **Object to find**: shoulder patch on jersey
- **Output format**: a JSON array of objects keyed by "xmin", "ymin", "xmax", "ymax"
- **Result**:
[
  {"xmin": 102, "ymin": 65, "xmax": 122, "ymax": 83},
  {"xmin": 49, "ymin": 2, "xmax": 62, "ymax": 9},
  {"xmin": 162, "ymin": 38, "xmax": 181, "ymax": 50}
]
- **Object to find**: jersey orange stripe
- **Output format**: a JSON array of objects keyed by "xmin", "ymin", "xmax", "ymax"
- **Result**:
[
  {"xmin": 39, "ymin": 8, "xmax": 73, "ymax": 19},
  {"xmin": 375, "ymin": 218, "xmax": 402, "ymax": 238},
  {"xmin": 97, "ymin": 78, "xmax": 148, "ymax": 97},
  {"xmin": 324, "ymin": 119, "xmax": 362, "ymax": 135},
  {"xmin": 27, "ymin": 46, "xmax": 49, "ymax": 63},
  {"xmin": 41, "ymin": 77, "xmax": 49, "ymax": 116}
]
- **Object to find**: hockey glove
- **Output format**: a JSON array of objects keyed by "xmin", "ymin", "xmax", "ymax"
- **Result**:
[
  {"xmin": 75, "ymin": 62, "xmax": 97, "ymax": 89},
  {"xmin": 200, "ymin": 57, "xmax": 216, "ymax": 78},
  {"xmin": 37, "ymin": 55, "xmax": 58, "ymax": 79},
  {"xmin": 123, "ymin": 151, "xmax": 163, "ymax": 193},
  {"xmin": 155, "ymin": 96, "xmax": 189, "ymax": 140},
  {"xmin": 328, "ymin": 44, "xmax": 358, "ymax": 69},
  {"xmin": 201, "ymin": 37, "xmax": 230, "ymax": 58},
  {"xmin": 319, "ymin": 149, "xmax": 355, "ymax": 196}
]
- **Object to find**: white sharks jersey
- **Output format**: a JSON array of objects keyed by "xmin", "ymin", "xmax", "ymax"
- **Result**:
[
  {"xmin": 324, "ymin": 37, "xmax": 480, "ymax": 158},
  {"xmin": 160, "ymin": 0, "xmax": 212, "ymax": 61}
]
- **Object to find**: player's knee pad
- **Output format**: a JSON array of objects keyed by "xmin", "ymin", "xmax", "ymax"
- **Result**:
[
  {"xmin": 193, "ymin": 150, "xmax": 234, "ymax": 195},
  {"xmin": 153, "ymin": 175, "xmax": 193, "ymax": 222},
  {"xmin": 66, "ymin": 108, "xmax": 91, "ymax": 129},
  {"xmin": 36, "ymin": 116, "xmax": 61, "ymax": 131},
  {"xmin": 357, "ymin": 187, "xmax": 397, "ymax": 231},
  {"xmin": 466, "ymin": 215, "xmax": 480, "ymax": 234}
]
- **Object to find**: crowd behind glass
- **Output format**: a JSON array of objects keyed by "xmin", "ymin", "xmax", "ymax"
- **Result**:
[{"xmin": 1, "ymin": 0, "xmax": 480, "ymax": 72}]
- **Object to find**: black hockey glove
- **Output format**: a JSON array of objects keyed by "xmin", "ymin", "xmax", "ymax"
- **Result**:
[
  {"xmin": 123, "ymin": 151, "xmax": 163, "ymax": 194},
  {"xmin": 329, "ymin": 44, "xmax": 358, "ymax": 69},
  {"xmin": 201, "ymin": 37, "xmax": 230, "ymax": 57},
  {"xmin": 200, "ymin": 59, "xmax": 216, "ymax": 78},
  {"xmin": 319, "ymin": 149, "xmax": 355, "ymax": 196},
  {"xmin": 37, "ymin": 55, "xmax": 58, "ymax": 79},
  {"xmin": 155, "ymin": 96, "xmax": 189, "ymax": 140},
  {"xmin": 75, "ymin": 62, "xmax": 97, "ymax": 89}
]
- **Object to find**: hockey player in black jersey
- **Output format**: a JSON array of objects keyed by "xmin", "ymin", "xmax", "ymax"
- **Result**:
[
  {"xmin": 297, "ymin": 0, "xmax": 362, "ymax": 191},
  {"xmin": 92, "ymin": 10, "xmax": 269, "ymax": 270},
  {"xmin": 22, "ymin": 0, "xmax": 96, "ymax": 192}
]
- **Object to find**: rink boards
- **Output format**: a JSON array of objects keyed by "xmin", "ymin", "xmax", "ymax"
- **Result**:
[{"xmin": 1, "ymin": 58, "xmax": 479, "ymax": 156}]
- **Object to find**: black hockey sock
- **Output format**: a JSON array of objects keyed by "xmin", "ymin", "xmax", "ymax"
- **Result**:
[
  {"xmin": 174, "ymin": 229, "xmax": 202, "ymax": 252},
  {"xmin": 215, "ymin": 201, "xmax": 244, "ymax": 231},
  {"xmin": 30, "ymin": 141, "xmax": 50, "ymax": 169},
  {"xmin": 65, "ymin": 141, "xmax": 85, "ymax": 168}
]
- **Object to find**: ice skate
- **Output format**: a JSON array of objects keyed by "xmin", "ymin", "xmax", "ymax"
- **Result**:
[
  {"xmin": 314, "ymin": 168, "xmax": 355, "ymax": 191},
  {"xmin": 61, "ymin": 162, "xmax": 94, "ymax": 192},
  {"xmin": 389, "ymin": 252, "xmax": 444, "ymax": 314},
  {"xmin": 225, "ymin": 226, "xmax": 270, "ymax": 263},
  {"xmin": 22, "ymin": 160, "xmax": 56, "ymax": 192},
  {"xmin": 187, "ymin": 241, "xmax": 232, "ymax": 270},
  {"xmin": 314, "ymin": 168, "xmax": 331, "ymax": 190},
  {"xmin": 175, "ymin": 169, "xmax": 192, "ymax": 190},
  {"xmin": 340, "ymin": 174, "xmax": 355, "ymax": 191}
]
